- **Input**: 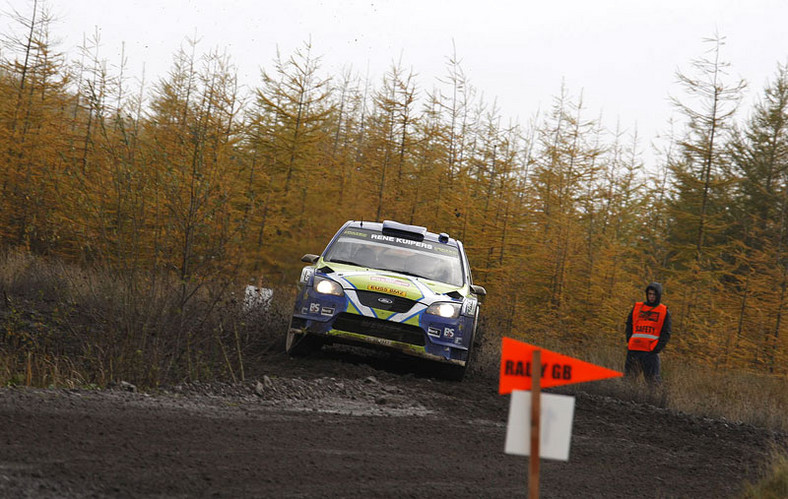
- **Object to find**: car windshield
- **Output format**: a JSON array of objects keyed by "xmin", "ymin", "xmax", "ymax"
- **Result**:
[{"xmin": 323, "ymin": 228, "xmax": 464, "ymax": 286}]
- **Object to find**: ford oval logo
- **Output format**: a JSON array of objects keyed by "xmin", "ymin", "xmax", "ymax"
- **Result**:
[{"xmin": 378, "ymin": 297, "xmax": 394, "ymax": 305}]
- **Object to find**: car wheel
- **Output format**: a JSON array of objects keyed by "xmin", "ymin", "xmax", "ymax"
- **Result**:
[
  {"xmin": 439, "ymin": 363, "xmax": 467, "ymax": 381},
  {"xmin": 285, "ymin": 318, "xmax": 321, "ymax": 357},
  {"xmin": 434, "ymin": 332, "xmax": 474, "ymax": 381}
]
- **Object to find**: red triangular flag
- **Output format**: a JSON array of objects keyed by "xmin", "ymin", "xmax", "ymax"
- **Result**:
[{"xmin": 499, "ymin": 337, "xmax": 623, "ymax": 394}]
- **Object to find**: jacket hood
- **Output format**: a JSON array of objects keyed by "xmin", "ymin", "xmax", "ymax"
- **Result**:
[{"xmin": 645, "ymin": 282, "xmax": 663, "ymax": 306}]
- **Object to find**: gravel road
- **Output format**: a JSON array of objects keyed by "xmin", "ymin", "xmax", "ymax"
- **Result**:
[{"xmin": 1, "ymin": 348, "xmax": 784, "ymax": 498}]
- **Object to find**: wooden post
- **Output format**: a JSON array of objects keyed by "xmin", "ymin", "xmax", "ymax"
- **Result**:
[{"xmin": 529, "ymin": 349, "xmax": 541, "ymax": 499}]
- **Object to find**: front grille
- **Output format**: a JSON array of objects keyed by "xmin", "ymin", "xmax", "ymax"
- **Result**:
[
  {"xmin": 332, "ymin": 313, "xmax": 425, "ymax": 346},
  {"xmin": 355, "ymin": 290, "xmax": 416, "ymax": 313}
]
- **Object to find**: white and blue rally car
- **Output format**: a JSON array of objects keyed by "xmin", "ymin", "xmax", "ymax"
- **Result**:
[{"xmin": 286, "ymin": 220, "xmax": 486, "ymax": 380}]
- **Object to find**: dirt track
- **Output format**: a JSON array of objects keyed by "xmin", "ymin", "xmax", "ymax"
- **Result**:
[{"xmin": 1, "ymin": 348, "xmax": 785, "ymax": 498}]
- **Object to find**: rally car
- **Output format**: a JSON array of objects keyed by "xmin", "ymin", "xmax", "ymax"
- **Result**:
[{"xmin": 286, "ymin": 220, "xmax": 486, "ymax": 380}]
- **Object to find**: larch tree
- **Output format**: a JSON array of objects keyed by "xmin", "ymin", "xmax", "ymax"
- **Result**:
[
  {"xmin": 668, "ymin": 34, "xmax": 745, "ymax": 266},
  {"xmin": 60, "ymin": 27, "xmax": 122, "ymax": 263},
  {"xmin": 592, "ymin": 123, "xmax": 648, "ymax": 338},
  {"xmin": 327, "ymin": 67, "xmax": 366, "ymax": 213},
  {"xmin": 247, "ymin": 40, "xmax": 333, "ymax": 273},
  {"xmin": 433, "ymin": 50, "xmax": 478, "ymax": 238},
  {"xmin": 363, "ymin": 60, "xmax": 418, "ymax": 222},
  {"xmin": 0, "ymin": 0, "xmax": 71, "ymax": 252},
  {"xmin": 147, "ymin": 42, "xmax": 245, "ymax": 308},
  {"xmin": 410, "ymin": 89, "xmax": 451, "ymax": 227},
  {"xmin": 727, "ymin": 63, "xmax": 788, "ymax": 370},
  {"xmin": 666, "ymin": 33, "xmax": 745, "ymax": 356},
  {"xmin": 529, "ymin": 85, "xmax": 603, "ymax": 326},
  {"xmin": 467, "ymin": 101, "xmax": 519, "ymax": 279}
]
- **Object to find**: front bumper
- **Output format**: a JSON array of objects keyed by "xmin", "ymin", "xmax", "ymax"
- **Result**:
[{"xmin": 291, "ymin": 286, "xmax": 473, "ymax": 365}]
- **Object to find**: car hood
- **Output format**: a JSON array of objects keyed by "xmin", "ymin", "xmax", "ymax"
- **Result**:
[{"xmin": 322, "ymin": 265, "xmax": 466, "ymax": 302}]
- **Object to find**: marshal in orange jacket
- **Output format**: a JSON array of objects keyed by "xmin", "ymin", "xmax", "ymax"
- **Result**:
[{"xmin": 627, "ymin": 302, "xmax": 668, "ymax": 352}]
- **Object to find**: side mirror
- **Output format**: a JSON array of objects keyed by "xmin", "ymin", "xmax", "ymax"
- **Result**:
[
  {"xmin": 301, "ymin": 254, "xmax": 319, "ymax": 264},
  {"xmin": 471, "ymin": 284, "xmax": 487, "ymax": 300}
]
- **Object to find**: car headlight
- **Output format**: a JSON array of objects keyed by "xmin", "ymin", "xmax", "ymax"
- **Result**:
[
  {"xmin": 314, "ymin": 276, "xmax": 344, "ymax": 296},
  {"xmin": 425, "ymin": 302, "xmax": 461, "ymax": 319}
]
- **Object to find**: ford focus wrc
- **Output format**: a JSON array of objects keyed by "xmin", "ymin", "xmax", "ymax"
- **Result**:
[{"xmin": 286, "ymin": 220, "xmax": 486, "ymax": 380}]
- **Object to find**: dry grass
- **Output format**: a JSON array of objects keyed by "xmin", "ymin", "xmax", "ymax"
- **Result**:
[
  {"xmin": 665, "ymin": 360, "xmax": 788, "ymax": 430},
  {"xmin": 0, "ymin": 249, "xmax": 289, "ymax": 388},
  {"xmin": 742, "ymin": 448, "xmax": 788, "ymax": 498},
  {"xmin": 475, "ymin": 327, "xmax": 788, "ymax": 432}
]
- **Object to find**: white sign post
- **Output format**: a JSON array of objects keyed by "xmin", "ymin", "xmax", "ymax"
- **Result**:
[
  {"xmin": 500, "ymin": 339, "xmax": 622, "ymax": 498},
  {"xmin": 505, "ymin": 390, "xmax": 576, "ymax": 461}
]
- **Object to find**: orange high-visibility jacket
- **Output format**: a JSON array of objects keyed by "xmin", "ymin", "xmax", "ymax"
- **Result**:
[{"xmin": 628, "ymin": 302, "xmax": 667, "ymax": 352}]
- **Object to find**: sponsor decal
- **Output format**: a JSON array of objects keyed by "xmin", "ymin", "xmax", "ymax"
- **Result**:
[
  {"xmin": 321, "ymin": 306, "xmax": 335, "ymax": 316},
  {"xmin": 433, "ymin": 246, "xmax": 457, "ymax": 255},
  {"xmin": 428, "ymin": 327, "xmax": 441, "ymax": 337},
  {"xmin": 370, "ymin": 234, "xmax": 434, "ymax": 250},
  {"xmin": 301, "ymin": 306, "xmax": 309, "ymax": 314},
  {"xmin": 443, "ymin": 327, "xmax": 455, "ymax": 339},
  {"xmin": 463, "ymin": 300, "xmax": 476, "ymax": 316},
  {"xmin": 368, "ymin": 284, "xmax": 407, "ymax": 297},
  {"xmin": 309, "ymin": 303, "xmax": 321, "ymax": 313},
  {"xmin": 370, "ymin": 275, "xmax": 411, "ymax": 287},
  {"xmin": 344, "ymin": 230, "xmax": 368, "ymax": 238},
  {"xmin": 455, "ymin": 337, "xmax": 463, "ymax": 345}
]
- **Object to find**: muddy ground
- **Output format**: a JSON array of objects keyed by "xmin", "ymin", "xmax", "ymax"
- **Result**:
[{"xmin": 1, "ymin": 346, "xmax": 785, "ymax": 498}]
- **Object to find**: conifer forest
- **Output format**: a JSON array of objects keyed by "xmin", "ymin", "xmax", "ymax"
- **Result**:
[{"xmin": 2, "ymin": 3, "xmax": 787, "ymax": 376}]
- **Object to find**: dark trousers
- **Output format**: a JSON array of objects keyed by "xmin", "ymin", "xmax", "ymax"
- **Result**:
[{"xmin": 625, "ymin": 350, "xmax": 661, "ymax": 383}]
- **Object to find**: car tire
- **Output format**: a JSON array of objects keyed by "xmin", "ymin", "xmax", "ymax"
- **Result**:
[
  {"xmin": 436, "ymin": 333, "xmax": 474, "ymax": 381},
  {"xmin": 285, "ymin": 318, "xmax": 321, "ymax": 357},
  {"xmin": 439, "ymin": 363, "xmax": 467, "ymax": 381}
]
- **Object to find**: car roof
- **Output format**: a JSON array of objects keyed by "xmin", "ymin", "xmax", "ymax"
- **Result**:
[{"xmin": 345, "ymin": 220, "xmax": 460, "ymax": 247}]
